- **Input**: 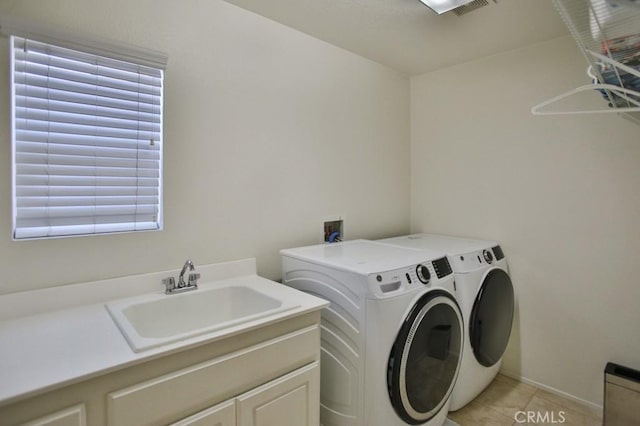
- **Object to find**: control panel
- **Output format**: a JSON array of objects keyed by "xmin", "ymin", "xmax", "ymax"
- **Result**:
[
  {"xmin": 368, "ymin": 258, "xmax": 454, "ymax": 297},
  {"xmin": 447, "ymin": 245, "xmax": 506, "ymax": 273},
  {"xmin": 492, "ymin": 245, "xmax": 504, "ymax": 260},
  {"xmin": 432, "ymin": 257, "xmax": 453, "ymax": 278}
]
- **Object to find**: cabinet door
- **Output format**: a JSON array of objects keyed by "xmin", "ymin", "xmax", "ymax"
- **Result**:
[
  {"xmin": 236, "ymin": 362, "xmax": 319, "ymax": 426},
  {"xmin": 170, "ymin": 399, "xmax": 235, "ymax": 426},
  {"xmin": 21, "ymin": 404, "xmax": 86, "ymax": 426}
]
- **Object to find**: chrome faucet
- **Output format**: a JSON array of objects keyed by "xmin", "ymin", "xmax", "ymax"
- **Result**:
[
  {"xmin": 178, "ymin": 259, "xmax": 195, "ymax": 287},
  {"xmin": 162, "ymin": 259, "xmax": 200, "ymax": 295}
]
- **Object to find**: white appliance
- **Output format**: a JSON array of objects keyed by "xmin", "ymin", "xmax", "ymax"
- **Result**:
[
  {"xmin": 379, "ymin": 234, "xmax": 514, "ymax": 411},
  {"xmin": 281, "ymin": 240, "xmax": 464, "ymax": 426}
]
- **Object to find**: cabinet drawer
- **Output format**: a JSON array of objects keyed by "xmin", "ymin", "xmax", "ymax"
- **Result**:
[{"xmin": 107, "ymin": 324, "xmax": 319, "ymax": 426}]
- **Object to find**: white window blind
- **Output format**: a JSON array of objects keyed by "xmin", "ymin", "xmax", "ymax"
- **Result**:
[{"xmin": 11, "ymin": 36, "xmax": 165, "ymax": 239}]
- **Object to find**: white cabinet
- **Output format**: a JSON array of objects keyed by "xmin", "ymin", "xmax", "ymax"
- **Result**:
[{"xmin": 1, "ymin": 313, "xmax": 322, "ymax": 426}]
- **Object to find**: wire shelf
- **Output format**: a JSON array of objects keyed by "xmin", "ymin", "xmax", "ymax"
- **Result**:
[{"xmin": 532, "ymin": 0, "xmax": 640, "ymax": 121}]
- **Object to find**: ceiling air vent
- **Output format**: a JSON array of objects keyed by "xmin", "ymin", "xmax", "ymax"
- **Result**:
[{"xmin": 452, "ymin": 0, "xmax": 496, "ymax": 16}]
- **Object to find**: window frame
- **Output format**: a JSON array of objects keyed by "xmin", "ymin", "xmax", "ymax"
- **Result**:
[{"xmin": 3, "ymin": 19, "xmax": 168, "ymax": 240}]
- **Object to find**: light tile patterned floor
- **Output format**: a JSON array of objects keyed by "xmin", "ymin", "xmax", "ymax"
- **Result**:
[{"xmin": 448, "ymin": 374, "xmax": 602, "ymax": 426}]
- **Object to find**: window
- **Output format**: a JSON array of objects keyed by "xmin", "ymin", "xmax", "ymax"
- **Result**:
[{"xmin": 10, "ymin": 35, "xmax": 165, "ymax": 239}]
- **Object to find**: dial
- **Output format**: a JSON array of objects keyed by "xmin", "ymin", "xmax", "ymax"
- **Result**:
[
  {"xmin": 416, "ymin": 264, "xmax": 431, "ymax": 284},
  {"xmin": 483, "ymin": 249, "xmax": 494, "ymax": 264}
]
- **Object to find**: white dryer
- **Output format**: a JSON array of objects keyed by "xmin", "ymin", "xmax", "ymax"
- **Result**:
[
  {"xmin": 379, "ymin": 234, "xmax": 514, "ymax": 412},
  {"xmin": 281, "ymin": 240, "xmax": 464, "ymax": 426}
]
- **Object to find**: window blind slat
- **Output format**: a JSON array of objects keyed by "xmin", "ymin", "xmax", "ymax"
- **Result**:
[
  {"xmin": 17, "ymin": 185, "xmax": 158, "ymax": 197},
  {"xmin": 14, "ymin": 222, "xmax": 159, "ymax": 239},
  {"xmin": 14, "ymin": 37, "xmax": 163, "ymax": 77},
  {"xmin": 14, "ymin": 49, "xmax": 163, "ymax": 87},
  {"xmin": 15, "ymin": 62, "xmax": 162, "ymax": 96},
  {"xmin": 16, "ymin": 98, "xmax": 161, "ymax": 124},
  {"xmin": 14, "ymin": 75, "xmax": 161, "ymax": 105},
  {"xmin": 16, "ymin": 85, "xmax": 161, "ymax": 114},
  {"xmin": 17, "ymin": 152, "xmax": 160, "ymax": 170},
  {"xmin": 15, "ymin": 119, "xmax": 160, "ymax": 141},
  {"xmin": 17, "ymin": 130, "xmax": 160, "ymax": 151},
  {"xmin": 17, "ymin": 205, "xmax": 158, "ymax": 219},
  {"xmin": 16, "ymin": 218, "xmax": 157, "ymax": 231},
  {"xmin": 17, "ymin": 195, "xmax": 159, "ymax": 208},
  {"xmin": 17, "ymin": 164, "xmax": 159, "ymax": 179},
  {"xmin": 17, "ymin": 141, "xmax": 160, "ymax": 160},
  {"xmin": 16, "ymin": 175, "xmax": 159, "ymax": 187},
  {"xmin": 12, "ymin": 35, "xmax": 164, "ymax": 240},
  {"xmin": 15, "ymin": 108, "xmax": 161, "ymax": 133},
  {"xmin": 16, "ymin": 216, "xmax": 159, "ymax": 228}
]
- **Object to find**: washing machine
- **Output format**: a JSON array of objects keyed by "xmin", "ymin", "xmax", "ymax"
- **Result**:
[
  {"xmin": 281, "ymin": 240, "xmax": 464, "ymax": 426},
  {"xmin": 379, "ymin": 233, "xmax": 514, "ymax": 411}
]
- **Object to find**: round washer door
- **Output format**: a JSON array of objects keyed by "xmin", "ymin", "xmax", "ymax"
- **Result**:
[
  {"xmin": 387, "ymin": 290, "xmax": 463, "ymax": 425},
  {"xmin": 469, "ymin": 268, "xmax": 515, "ymax": 367}
]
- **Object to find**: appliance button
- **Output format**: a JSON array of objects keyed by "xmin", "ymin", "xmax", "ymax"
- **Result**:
[{"xmin": 483, "ymin": 249, "xmax": 494, "ymax": 264}]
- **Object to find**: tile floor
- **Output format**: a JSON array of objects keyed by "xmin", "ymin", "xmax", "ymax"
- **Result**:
[{"xmin": 448, "ymin": 374, "xmax": 602, "ymax": 426}]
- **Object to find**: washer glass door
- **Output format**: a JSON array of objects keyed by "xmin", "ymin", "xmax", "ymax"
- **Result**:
[
  {"xmin": 387, "ymin": 291, "xmax": 463, "ymax": 424},
  {"xmin": 469, "ymin": 268, "xmax": 515, "ymax": 367}
]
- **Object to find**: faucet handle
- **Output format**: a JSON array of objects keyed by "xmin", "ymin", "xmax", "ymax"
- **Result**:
[
  {"xmin": 188, "ymin": 273, "xmax": 200, "ymax": 287},
  {"xmin": 162, "ymin": 277, "xmax": 175, "ymax": 293}
]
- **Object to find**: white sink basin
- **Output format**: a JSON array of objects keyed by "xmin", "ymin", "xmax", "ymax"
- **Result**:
[{"xmin": 106, "ymin": 283, "xmax": 299, "ymax": 352}]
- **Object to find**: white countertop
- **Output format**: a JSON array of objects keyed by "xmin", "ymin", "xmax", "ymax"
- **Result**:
[{"xmin": 0, "ymin": 259, "xmax": 328, "ymax": 407}]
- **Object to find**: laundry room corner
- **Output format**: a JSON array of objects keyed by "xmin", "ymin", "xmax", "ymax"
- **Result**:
[{"xmin": 409, "ymin": 34, "xmax": 640, "ymax": 407}]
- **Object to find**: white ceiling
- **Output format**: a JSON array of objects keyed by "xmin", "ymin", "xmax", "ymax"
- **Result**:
[{"xmin": 223, "ymin": 0, "xmax": 570, "ymax": 75}]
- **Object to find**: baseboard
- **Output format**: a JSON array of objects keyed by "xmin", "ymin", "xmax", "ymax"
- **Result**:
[{"xmin": 499, "ymin": 369, "xmax": 603, "ymax": 412}]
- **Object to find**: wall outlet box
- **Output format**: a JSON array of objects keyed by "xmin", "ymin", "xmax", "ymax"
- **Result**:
[{"xmin": 322, "ymin": 215, "xmax": 344, "ymax": 243}]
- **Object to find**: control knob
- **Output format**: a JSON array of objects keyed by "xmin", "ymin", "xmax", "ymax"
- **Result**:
[
  {"xmin": 483, "ymin": 249, "xmax": 494, "ymax": 264},
  {"xmin": 416, "ymin": 264, "xmax": 431, "ymax": 284}
]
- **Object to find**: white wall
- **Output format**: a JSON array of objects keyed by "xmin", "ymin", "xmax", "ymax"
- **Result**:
[
  {"xmin": 0, "ymin": 0, "xmax": 410, "ymax": 295},
  {"xmin": 411, "ymin": 36, "xmax": 640, "ymax": 406}
]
